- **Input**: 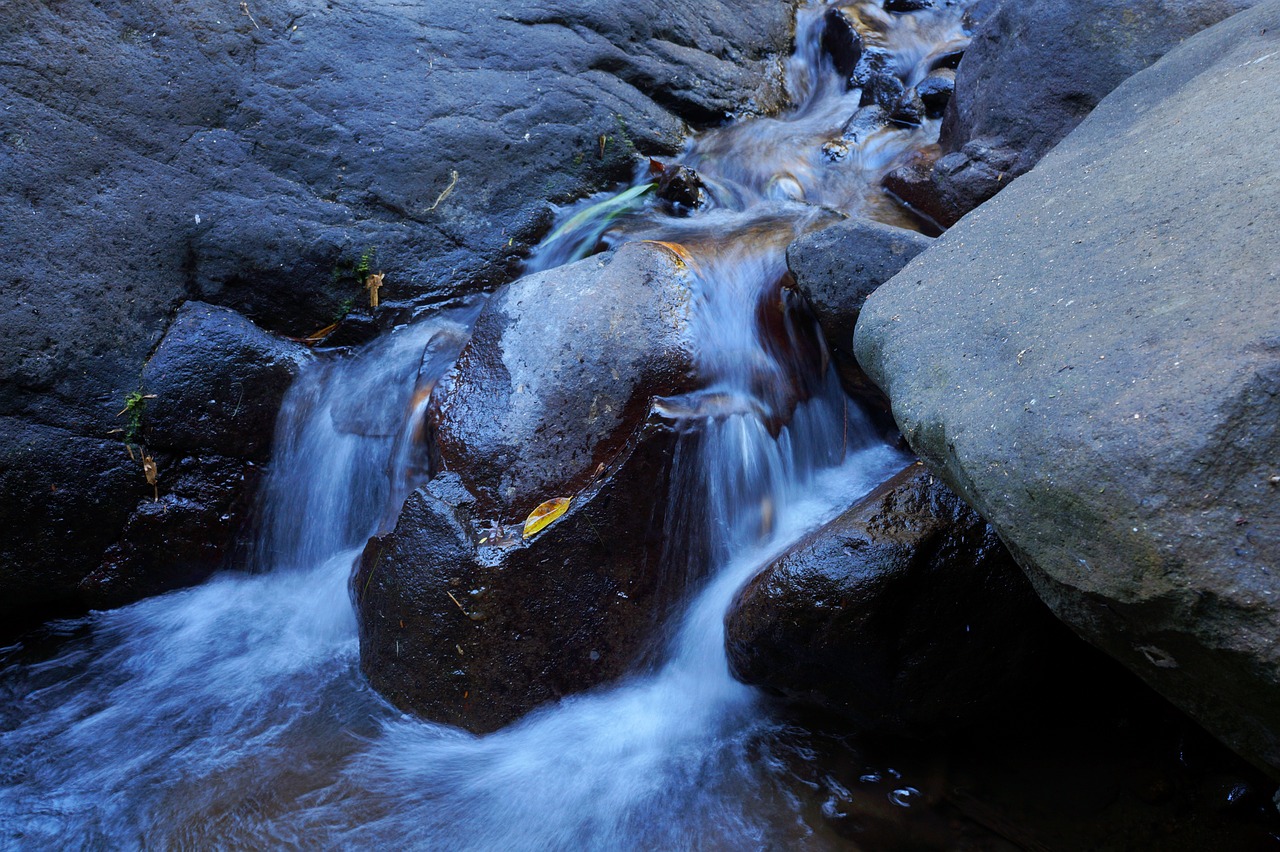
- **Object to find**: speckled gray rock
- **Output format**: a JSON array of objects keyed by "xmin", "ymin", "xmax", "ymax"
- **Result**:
[{"xmin": 857, "ymin": 1, "xmax": 1280, "ymax": 776}]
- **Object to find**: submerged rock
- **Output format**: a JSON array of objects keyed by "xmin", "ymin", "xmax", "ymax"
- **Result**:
[
  {"xmin": 727, "ymin": 462, "xmax": 1054, "ymax": 735},
  {"xmin": 885, "ymin": 0, "xmax": 1260, "ymax": 226},
  {"xmin": 857, "ymin": 1, "xmax": 1280, "ymax": 775}
]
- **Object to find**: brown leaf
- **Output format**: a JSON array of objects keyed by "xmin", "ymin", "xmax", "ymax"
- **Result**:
[{"xmin": 522, "ymin": 496, "xmax": 571, "ymax": 539}]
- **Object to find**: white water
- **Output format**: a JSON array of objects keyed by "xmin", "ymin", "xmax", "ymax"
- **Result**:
[{"xmin": 0, "ymin": 3, "xmax": 970, "ymax": 847}]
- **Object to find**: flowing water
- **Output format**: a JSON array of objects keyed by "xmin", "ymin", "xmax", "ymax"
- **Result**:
[{"xmin": 0, "ymin": 3, "xmax": 977, "ymax": 848}]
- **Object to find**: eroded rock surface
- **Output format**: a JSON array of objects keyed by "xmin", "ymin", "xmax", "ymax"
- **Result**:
[{"xmin": 857, "ymin": 1, "xmax": 1280, "ymax": 774}]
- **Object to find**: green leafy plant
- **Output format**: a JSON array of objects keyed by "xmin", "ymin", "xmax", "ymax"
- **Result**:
[{"xmin": 118, "ymin": 390, "xmax": 150, "ymax": 445}]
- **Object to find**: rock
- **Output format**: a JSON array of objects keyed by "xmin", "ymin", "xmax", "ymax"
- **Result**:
[
  {"xmin": 884, "ymin": 142, "xmax": 1019, "ymax": 230},
  {"xmin": 885, "ymin": 0, "xmax": 1260, "ymax": 226},
  {"xmin": 727, "ymin": 462, "xmax": 1054, "ymax": 735},
  {"xmin": 786, "ymin": 218, "xmax": 931, "ymax": 411},
  {"xmin": 80, "ymin": 455, "xmax": 262, "ymax": 610},
  {"xmin": 430, "ymin": 242, "xmax": 697, "ymax": 515},
  {"xmin": 915, "ymin": 69, "xmax": 955, "ymax": 118},
  {"xmin": 0, "ymin": 0, "xmax": 795, "ymax": 619},
  {"xmin": 788, "ymin": 219, "xmax": 932, "ymax": 355},
  {"xmin": 656, "ymin": 164, "xmax": 708, "ymax": 211},
  {"xmin": 141, "ymin": 302, "xmax": 309, "ymax": 461},
  {"xmin": 356, "ymin": 242, "xmax": 700, "ymax": 730},
  {"xmin": 856, "ymin": 1, "xmax": 1280, "ymax": 775},
  {"xmin": 884, "ymin": 0, "xmax": 934, "ymax": 12},
  {"xmin": 821, "ymin": 7, "xmax": 863, "ymax": 82}
]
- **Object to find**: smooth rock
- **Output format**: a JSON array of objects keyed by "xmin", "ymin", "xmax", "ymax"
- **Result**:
[
  {"xmin": 727, "ymin": 462, "xmax": 1053, "ymax": 735},
  {"xmin": 857, "ymin": 1, "xmax": 1280, "ymax": 775}
]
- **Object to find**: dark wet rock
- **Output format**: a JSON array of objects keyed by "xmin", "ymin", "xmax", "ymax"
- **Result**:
[
  {"xmin": 786, "ymin": 218, "xmax": 930, "ymax": 412},
  {"xmin": 883, "ymin": 142, "xmax": 1018, "ymax": 230},
  {"xmin": 141, "ymin": 302, "xmax": 309, "ymax": 461},
  {"xmin": 853, "ymin": 47, "xmax": 903, "ymax": 111},
  {"xmin": 356, "ymin": 415, "xmax": 680, "ymax": 733},
  {"xmin": 859, "ymin": 70, "xmax": 906, "ymax": 112},
  {"xmin": 80, "ymin": 455, "xmax": 261, "ymax": 610},
  {"xmin": 0, "ymin": 419, "xmax": 137, "ymax": 629},
  {"xmin": 431, "ymin": 242, "xmax": 697, "ymax": 515},
  {"xmin": 657, "ymin": 164, "xmax": 708, "ymax": 210},
  {"xmin": 1, "ymin": 0, "xmax": 793, "ymax": 618},
  {"xmin": 889, "ymin": 92, "xmax": 926, "ymax": 127},
  {"xmin": 885, "ymin": 0, "xmax": 934, "ymax": 12},
  {"xmin": 822, "ymin": 7, "xmax": 864, "ymax": 81},
  {"xmin": 841, "ymin": 105, "xmax": 890, "ymax": 145},
  {"xmin": 857, "ymin": 1, "xmax": 1280, "ymax": 775},
  {"xmin": 356, "ymin": 242, "xmax": 700, "ymax": 731},
  {"xmin": 886, "ymin": 0, "xmax": 1259, "ymax": 226},
  {"xmin": 915, "ymin": 70, "xmax": 955, "ymax": 118},
  {"xmin": 727, "ymin": 463, "xmax": 1054, "ymax": 735}
]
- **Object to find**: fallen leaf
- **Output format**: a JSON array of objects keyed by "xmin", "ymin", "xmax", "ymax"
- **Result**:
[
  {"xmin": 142, "ymin": 454, "xmax": 158, "ymax": 501},
  {"xmin": 522, "ymin": 496, "xmax": 571, "ymax": 539}
]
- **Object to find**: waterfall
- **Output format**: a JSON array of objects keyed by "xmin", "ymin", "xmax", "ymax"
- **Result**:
[{"xmin": 0, "ymin": 3, "xmax": 970, "ymax": 847}]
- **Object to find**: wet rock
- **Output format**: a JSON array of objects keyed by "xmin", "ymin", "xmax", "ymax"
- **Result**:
[
  {"xmin": 841, "ymin": 105, "xmax": 890, "ymax": 145},
  {"xmin": 357, "ymin": 242, "xmax": 701, "ymax": 731},
  {"xmin": 854, "ymin": 47, "xmax": 904, "ymax": 111},
  {"xmin": 857, "ymin": 1, "xmax": 1280, "ymax": 775},
  {"xmin": 821, "ymin": 7, "xmax": 863, "ymax": 81},
  {"xmin": 787, "ymin": 219, "xmax": 932, "ymax": 357},
  {"xmin": 884, "ymin": 0, "xmax": 934, "ymax": 12},
  {"xmin": 1, "ymin": 0, "xmax": 794, "ymax": 619},
  {"xmin": 884, "ymin": 142, "xmax": 1018, "ymax": 229},
  {"xmin": 431, "ymin": 242, "xmax": 697, "ymax": 515},
  {"xmin": 893, "ymin": 0, "xmax": 1261, "ymax": 226},
  {"xmin": 656, "ymin": 165, "xmax": 708, "ymax": 211},
  {"xmin": 142, "ymin": 302, "xmax": 309, "ymax": 461},
  {"xmin": 727, "ymin": 463, "xmax": 1054, "ymax": 735},
  {"xmin": 915, "ymin": 69, "xmax": 955, "ymax": 118},
  {"xmin": 889, "ymin": 91, "xmax": 926, "ymax": 127},
  {"xmin": 356, "ymin": 415, "xmax": 681, "ymax": 733},
  {"xmin": 80, "ymin": 455, "xmax": 261, "ymax": 610}
]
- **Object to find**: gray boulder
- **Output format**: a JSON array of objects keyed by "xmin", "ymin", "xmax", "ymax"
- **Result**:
[
  {"xmin": 857, "ymin": 1, "xmax": 1280, "ymax": 775},
  {"xmin": 885, "ymin": 0, "xmax": 1259, "ymax": 227},
  {"xmin": 0, "ymin": 0, "xmax": 794, "ymax": 621}
]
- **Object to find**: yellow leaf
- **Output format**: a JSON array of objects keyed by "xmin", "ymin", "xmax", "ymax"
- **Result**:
[{"xmin": 522, "ymin": 496, "xmax": 571, "ymax": 539}]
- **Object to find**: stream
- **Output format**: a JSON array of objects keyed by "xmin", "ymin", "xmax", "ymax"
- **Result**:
[{"xmin": 0, "ymin": 3, "xmax": 1011, "ymax": 848}]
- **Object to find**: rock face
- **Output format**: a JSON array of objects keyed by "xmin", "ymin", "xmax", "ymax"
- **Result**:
[
  {"xmin": 885, "ymin": 0, "xmax": 1259, "ymax": 227},
  {"xmin": 857, "ymin": 1, "xmax": 1280, "ymax": 775},
  {"xmin": 355, "ymin": 243, "xmax": 700, "ymax": 732},
  {"xmin": 0, "ymin": 0, "xmax": 794, "ymax": 622},
  {"xmin": 727, "ymin": 462, "xmax": 1053, "ymax": 735}
]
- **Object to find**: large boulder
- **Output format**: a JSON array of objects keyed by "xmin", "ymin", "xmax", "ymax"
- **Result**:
[
  {"xmin": 727, "ymin": 462, "xmax": 1055, "ymax": 735},
  {"xmin": 856, "ymin": 2, "xmax": 1280, "ymax": 775},
  {"xmin": 0, "ymin": 0, "xmax": 795, "ymax": 622},
  {"xmin": 884, "ymin": 0, "xmax": 1259, "ymax": 227},
  {"xmin": 355, "ymin": 242, "xmax": 700, "ymax": 731}
]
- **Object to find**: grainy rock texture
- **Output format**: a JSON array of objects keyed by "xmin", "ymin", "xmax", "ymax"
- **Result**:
[
  {"xmin": 0, "ymin": 0, "xmax": 794, "ymax": 621},
  {"xmin": 884, "ymin": 0, "xmax": 1259, "ymax": 227},
  {"xmin": 857, "ymin": 1, "xmax": 1280, "ymax": 775},
  {"xmin": 727, "ymin": 462, "xmax": 1053, "ymax": 735}
]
